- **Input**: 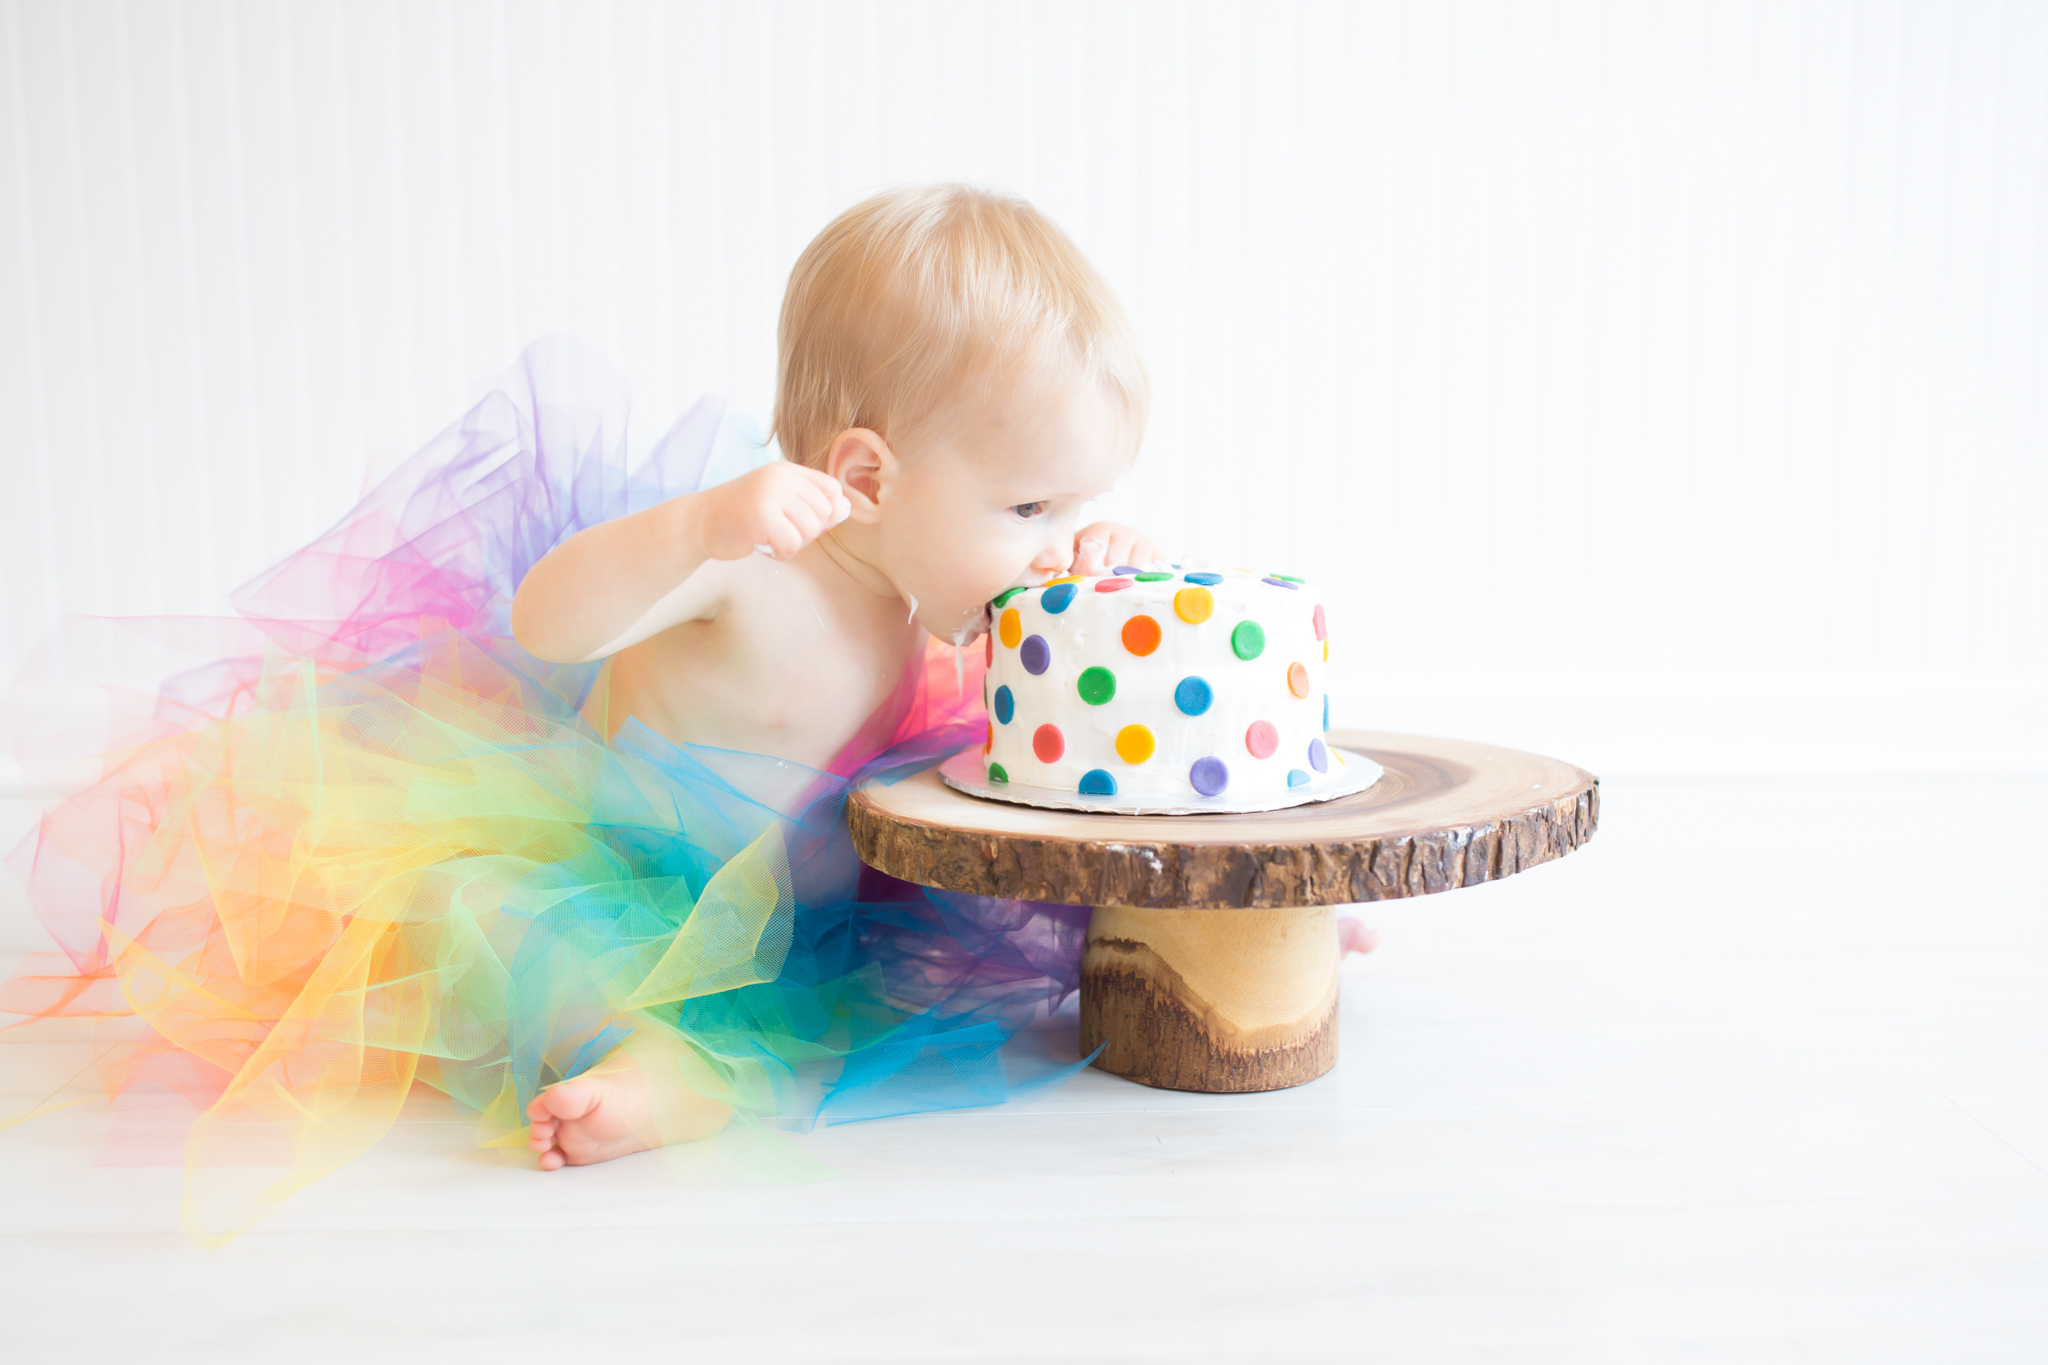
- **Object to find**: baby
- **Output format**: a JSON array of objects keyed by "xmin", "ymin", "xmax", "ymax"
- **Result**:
[{"xmin": 510, "ymin": 186, "xmax": 1163, "ymax": 1168}]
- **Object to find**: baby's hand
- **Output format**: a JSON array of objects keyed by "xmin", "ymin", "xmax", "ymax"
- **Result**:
[
  {"xmin": 694, "ymin": 462, "xmax": 851, "ymax": 561},
  {"xmin": 1070, "ymin": 522, "xmax": 1163, "ymax": 577}
]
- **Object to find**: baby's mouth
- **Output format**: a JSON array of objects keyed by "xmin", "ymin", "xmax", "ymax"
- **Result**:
[{"xmin": 952, "ymin": 605, "xmax": 993, "ymax": 646}]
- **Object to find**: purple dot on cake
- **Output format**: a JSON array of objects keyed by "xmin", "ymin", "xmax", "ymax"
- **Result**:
[
  {"xmin": 1307, "ymin": 738, "xmax": 1329, "ymax": 773},
  {"xmin": 1190, "ymin": 756, "xmax": 1230, "ymax": 797},
  {"xmin": 1262, "ymin": 576, "xmax": 1300, "ymax": 590},
  {"xmin": 1020, "ymin": 635, "xmax": 1050, "ymax": 675},
  {"xmin": 1112, "ymin": 565, "xmax": 1140, "ymax": 576}
]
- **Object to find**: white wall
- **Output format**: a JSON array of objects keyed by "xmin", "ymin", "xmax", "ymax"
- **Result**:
[{"xmin": 3, "ymin": 0, "xmax": 2044, "ymax": 779}]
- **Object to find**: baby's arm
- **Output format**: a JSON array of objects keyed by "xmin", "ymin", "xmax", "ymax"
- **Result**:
[
  {"xmin": 511, "ymin": 462, "xmax": 849, "ymax": 662},
  {"xmin": 1069, "ymin": 521, "xmax": 1164, "ymax": 577}
]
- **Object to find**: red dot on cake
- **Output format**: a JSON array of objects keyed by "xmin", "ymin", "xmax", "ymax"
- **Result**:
[
  {"xmin": 1245, "ymin": 720, "xmax": 1279, "ymax": 759},
  {"xmin": 1033, "ymin": 723, "xmax": 1065, "ymax": 763},
  {"xmin": 1094, "ymin": 577, "xmax": 1133, "ymax": 593},
  {"xmin": 1312, "ymin": 603, "xmax": 1327, "ymax": 641}
]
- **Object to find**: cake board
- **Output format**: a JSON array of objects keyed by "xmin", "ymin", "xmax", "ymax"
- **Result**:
[{"xmin": 849, "ymin": 730, "xmax": 1600, "ymax": 1093}]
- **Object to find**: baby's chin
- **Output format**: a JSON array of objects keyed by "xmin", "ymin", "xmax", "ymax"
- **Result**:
[{"xmin": 919, "ymin": 600, "xmax": 993, "ymax": 645}]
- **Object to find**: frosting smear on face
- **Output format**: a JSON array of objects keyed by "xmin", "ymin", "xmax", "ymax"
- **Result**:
[{"xmin": 983, "ymin": 562, "xmax": 1333, "ymax": 804}]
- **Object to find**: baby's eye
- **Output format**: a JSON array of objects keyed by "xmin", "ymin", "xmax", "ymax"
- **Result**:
[{"xmin": 1011, "ymin": 501, "xmax": 1049, "ymax": 521}]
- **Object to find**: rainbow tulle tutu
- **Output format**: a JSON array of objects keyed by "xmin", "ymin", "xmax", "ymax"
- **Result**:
[{"xmin": 1, "ymin": 341, "xmax": 1087, "ymax": 1239}]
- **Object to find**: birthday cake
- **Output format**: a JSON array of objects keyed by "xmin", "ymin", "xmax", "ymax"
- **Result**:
[{"xmin": 966, "ymin": 563, "xmax": 1371, "ymax": 812}]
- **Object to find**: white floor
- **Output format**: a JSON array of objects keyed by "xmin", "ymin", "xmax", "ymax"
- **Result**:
[{"xmin": 2, "ymin": 777, "xmax": 2044, "ymax": 1364}]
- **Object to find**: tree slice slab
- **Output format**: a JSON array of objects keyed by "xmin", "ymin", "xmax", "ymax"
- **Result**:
[
  {"xmin": 849, "ymin": 730, "xmax": 1599, "ymax": 910},
  {"xmin": 850, "ymin": 731, "xmax": 1597, "ymax": 1094}
]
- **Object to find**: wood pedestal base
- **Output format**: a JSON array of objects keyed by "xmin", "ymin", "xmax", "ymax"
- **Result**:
[{"xmin": 1079, "ymin": 905, "xmax": 1339, "ymax": 1093}]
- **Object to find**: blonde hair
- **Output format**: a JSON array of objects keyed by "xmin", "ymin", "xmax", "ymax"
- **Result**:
[{"xmin": 773, "ymin": 184, "xmax": 1149, "ymax": 469}]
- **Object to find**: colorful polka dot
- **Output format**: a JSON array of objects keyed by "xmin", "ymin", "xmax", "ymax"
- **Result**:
[
  {"xmin": 1034, "ymin": 724, "xmax": 1065, "ymax": 763},
  {"xmin": 1323, "ymin": 639, "xmax": 1329, "ymax": 662},
  {"xmin": 993, "ymin": 685, "xmax": 1015, "ymax": 724},
  {"xmin": 1308, "ymin": 738, "xmax": 1329, "ymax": 772},
  {"xmin": 1021, "ymin": 635, "xmax": 1051, "ymax": 675},
  {"xmin": 998, "ymin": 608, "xmax": 1021, "ymax": 648},
  {"xmin": 1077, "ymin": 666, "xmax": 1117, "ymax": 706},
  {"xmin": 1174, "ymin": 676, "xmax": 1213, "ymax": 716},
  {"xmin": 1122, "ymin": 615, "xmax": 1163, "ymax": 656},
  {"xmin": 1231, "ymin": 620, "xmax": 1266, "ymax": 660},
  {"xmin": 1182, "ymin": 571, "xmax": 1223, "ymax": 586},
  {"xmin": 1094, "ymin": 577, "xmax": 1133, "ymax": 593},
  {"xmin": 1115, "ymin": 724, "xmax": 1155, "ymax": 764},
  {"xmin": 1174, "ymin": 587, "xmax": 1214, "ymax": 624},
  {"xmin": 1274, "ymin": 574, "xmax": 1305, "ymax": 583},
  {"xmin": 1112, "ymin": 565, "xmax": 1140, "ymax": 576},
  {"xmin": 1245, "ymin": 720, "xmax": 1278, "ymax": 759},
  {"xmin": 1190, "ymin": 757, "xmax": 1230, "ymax": 797},
  {"xmin": 1044, "ymin": 575, "xmax": 1083, "ymax": 587},
  {"xmin": 1312, "ymin": 603, "xmax": 1327, "ymax": 641},
  {"xmin": 1262, "ymin": 577, "xmax": 1300, "ymax": 590},
  {"xmin": 1322, "ymin": 696, "xmax": 1330, "ymax": 732},
  {"xmin": 1286, "ymin": 769, "xmax": 1310, "ymax": 787},
  {"xmin": 1078, "ymin": 769, "xmax": 1117, "ymax": 796},
  {"xmin": 1042, "ymin": 583, "xmax": 1078, "ymax": 614},
  {"xmin": 1287, "ymin": 662, "xmax": 1311, "ymax": 698},
  {"xmin": 1135, "ymin": 571, "xmax": 1173, "ymax": 582},
  {"xmin": 990, "ymin": 763, "xmax": 1010, "ymax": 784},
  {"xmin": 992, "ymin": 586, "xmax": 1027, "ymax": 609},
  {"xmin": 983, "ymin": 721, "xmax": 991, "ymax": 754}
]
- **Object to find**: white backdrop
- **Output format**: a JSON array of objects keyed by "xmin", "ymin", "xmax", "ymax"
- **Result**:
[{"xmin": 3, "ymin": 0, "xmax": 2044, "ymax": 780}]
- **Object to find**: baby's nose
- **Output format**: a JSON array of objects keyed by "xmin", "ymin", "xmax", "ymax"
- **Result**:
[{"xmin": 1031, "ymin": 541, "xmax": 1073, "ymax": 574}]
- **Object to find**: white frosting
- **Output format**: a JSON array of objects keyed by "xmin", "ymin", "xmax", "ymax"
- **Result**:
[{"xmin": 984, "ymin": 566, "xmax": 1332, "ymax": 804}]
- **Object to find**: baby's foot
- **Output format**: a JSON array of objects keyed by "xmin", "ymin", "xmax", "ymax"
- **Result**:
[
  {"xmin": 1338, "ymin": 916, "xmax": 1381, "ymax": 956},
  {"xmin": 525, "ymin": 1035, "xmax": 732, "ymax": 1170}
]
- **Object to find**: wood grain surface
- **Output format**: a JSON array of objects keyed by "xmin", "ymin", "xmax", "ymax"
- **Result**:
[
  {"xmin": 1081, "ymin": 905, "xmax": 1340, "ymax": 1091},
  {"xmin": 849, "ymin": 730, "xmax": 1600, "ymax": 909}
]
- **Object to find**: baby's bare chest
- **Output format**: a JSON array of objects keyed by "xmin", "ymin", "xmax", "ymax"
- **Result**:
[{"xmin": 613, "ymin": 572, "xmax": 919, "ymax": 766}]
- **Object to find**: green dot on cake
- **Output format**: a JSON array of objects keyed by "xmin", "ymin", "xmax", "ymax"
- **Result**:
[
  {"xmin": 1230, "ymin": 620, "xmax": 1266, "ymax": 660},
  {"xmin": 1077, "ymin": 666, "xmax": 1117, "ymax": 705}
]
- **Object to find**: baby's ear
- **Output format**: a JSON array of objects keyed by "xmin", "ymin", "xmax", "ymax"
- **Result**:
[{"xmin": 825, "ymin": 428, "xmax": 895, "ymax": 523}]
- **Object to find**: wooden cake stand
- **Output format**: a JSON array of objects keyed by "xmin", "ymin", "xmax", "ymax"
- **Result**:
[{"xmin": 849, "ymin": 730, "xmax": 1599, "ymax": 1094}]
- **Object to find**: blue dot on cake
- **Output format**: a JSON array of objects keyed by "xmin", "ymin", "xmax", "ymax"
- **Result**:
[
  {"xmin": 1078, "ymin": 768, "xmax": 1117, "ymax": 796},
  {"xmin": 1041, "ymin": 583, "xmax": 1078, "ymax": 614},
  {"xmin": 1020, "ymin": 635, "xmax": 1050, "ymax": 675},
  {"xmin": 1182, "ymin": 571, "xmax": 1223, "ymax": 586},
  {"xmin": 1286, "ymin": 769, "xmax": 1310, "ymax": 787},
  {"xmin": 1190, "ymin": 756, "xmax": 1230, "ymax": 796},
  {"xmin": 993, "ymin": 685, "xmax": 1014, "ymax": 724},
  {"xmin": 1174, "ymin": 676, "xmax": 1213, "ymax": 716}
]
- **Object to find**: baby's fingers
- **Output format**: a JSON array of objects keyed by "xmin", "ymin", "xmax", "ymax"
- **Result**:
[
  {"xmin": 1119, "ymin": 534, "xmax": 1164, "ymax": 570},
  {"xmin": 758, "ymin": 498, "xmax": 837, "ymax": 560},
  {"xmin": 1072, "ymin": 535, "xmax": 1111, "ymax": 577},
  {"xmin": 781, "ymin": 464, "xmax": 853, "ymax": 529}
]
